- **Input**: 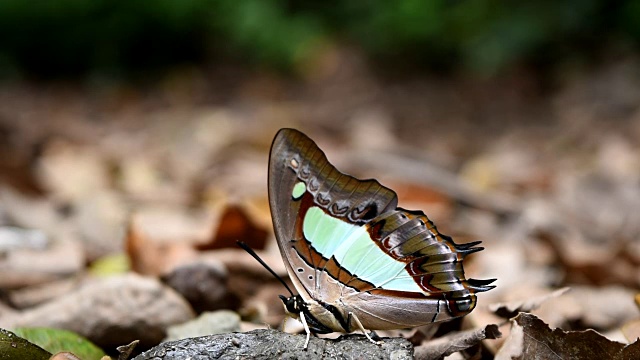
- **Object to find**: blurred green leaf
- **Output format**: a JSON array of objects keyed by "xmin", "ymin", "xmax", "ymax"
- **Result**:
[
  {"xmin": 89, "ymin": 253, "xmax": 130, "ymax": 277},
  {"xmin": 13, "ymin": 328, "xmax": 106, "ymax": 360},
  {"xmin": 0, "ymin": 328, "xmax": 51, "ymax": 360}
]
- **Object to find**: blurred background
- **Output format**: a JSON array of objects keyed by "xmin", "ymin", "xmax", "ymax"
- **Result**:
[{"xmin": 1, "ymin": 0, "xmax": 639, "ymax": 357}]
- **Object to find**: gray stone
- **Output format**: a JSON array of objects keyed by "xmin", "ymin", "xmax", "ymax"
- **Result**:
[
  {"xmin": 161, "ymin": 261, "xmax": 231, "ymax": 313},
  {"xmin": 135, "ymin": 329, "xmax": 414, "ymax": 360},
  {"xmin": 164, "ymin": 310, "xmax": 241, "ymax": 341},
  {"xmin": 0, "ymin": 273, "xmax": 194, "ymax": 349}
]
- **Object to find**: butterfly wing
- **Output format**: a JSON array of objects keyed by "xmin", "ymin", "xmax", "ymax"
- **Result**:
[
  {"xmin": 268, "ymin": 128, "xmax": 397, "ymax": 301},
  {"xmin": 341, "ymin": 209, "xmax": 494, "ymax": 329},
  {"xmin": 268, "ymin": 128, "xmax": 493, "ymax": 331}
]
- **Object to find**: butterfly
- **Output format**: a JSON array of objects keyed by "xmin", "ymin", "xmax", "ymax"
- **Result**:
[{"xmin": 267, "ymin": 128, "xmax": 494, "ymax": 348}]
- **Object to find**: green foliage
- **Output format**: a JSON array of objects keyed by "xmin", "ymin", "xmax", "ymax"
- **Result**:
[
  {"xmin": 13, "ymin": 327, "xmax": 106, "ymax": 360},
  {"xmin": 0, "ymin": 0, "xmax": 215, "ymax": 78},
  {"xmin": 0, "ymin": 0, "xmax": 638, "ymax": 78},
  {"xmin": 0, "ymin": 328, "xmax": 51, "ymax": 360},
  {"xmin": 212, "ymin": 0, "xmax": 324, "ymax": 69}
]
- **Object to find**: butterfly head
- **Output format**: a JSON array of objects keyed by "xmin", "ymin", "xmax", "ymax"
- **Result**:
[{"xmin": 279, "ymin": 294, "xmax": 303, "ymax": 318}]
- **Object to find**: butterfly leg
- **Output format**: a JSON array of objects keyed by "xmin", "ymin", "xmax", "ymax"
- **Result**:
[
  {"xmin": 299, "ymin": 311, "xmax": 312, "ymax": 349},
  {"xmin": 348, "ymin": 312, "xmax": 383, "ymax": 346}
]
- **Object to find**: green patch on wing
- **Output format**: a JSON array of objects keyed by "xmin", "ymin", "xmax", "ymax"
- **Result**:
[
  {"xmin": 292, "ymin": 181, "xmax": 306, "ymax": 199},
  {"xmin": 303, "ymin": 206, "xmax": 423, "ymax": 293}
]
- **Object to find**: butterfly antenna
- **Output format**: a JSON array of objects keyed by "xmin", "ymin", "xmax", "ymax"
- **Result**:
[{"xmin": 236, "ymin": 241, "xmax": 296, "ymax": 297}]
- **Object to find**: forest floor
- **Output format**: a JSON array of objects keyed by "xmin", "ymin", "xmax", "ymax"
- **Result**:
[{"xmin": 0, "ymin": 49, "xmax": 639, "ymax": 359}]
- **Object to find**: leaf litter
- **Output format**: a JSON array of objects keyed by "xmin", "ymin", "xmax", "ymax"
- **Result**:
[{"xmin": 0, "ymin": 56, "xmax": 639, "ymax": 358}]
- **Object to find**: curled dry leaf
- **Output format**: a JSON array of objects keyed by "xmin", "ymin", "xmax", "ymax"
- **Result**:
[
  {"xmin": 489, "ymin": 287, "xmax": 571, "ymax": 319},
  {"xmin": 197, "ymin": 204, "xmax": 268, "ymax": 251},
  {"xmin": 404, "ymin": 324, "xmax": 441, "ymax": 345},
  {"xmin": 116, "ymin": 340, "xmax": 139, "ymax": 360},
  {"xmin": 413, "ymin": 324, "xmax": 502, "ymax": 360},
  {"xmin": 495, "ymin": 313, "xmax": 640, "ymax": 360}
]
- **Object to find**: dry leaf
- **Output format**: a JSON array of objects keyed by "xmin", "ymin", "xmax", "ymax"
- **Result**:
[
  {"xmin": 35, "ymin": 140, "xmax": 110, "ymax": 203},
  {"xmin": 116, "ymin": 340, "xmax": 139, "ymax": 360},
  {"xmin": 414, "ymin": 324, "xmax": 501, "ymax": 360},
  {"xmin": 495, "ymin": 313, "xmax": 640, "ymax": 360},
  {"xmin": 197, "ymin": 204, "xmax": 268, "ymax": 251},
  {"xmin": 489, "ymin": 287, "xmax": 570, "ymax": 319},
  {"xmin": 125, "ymin": 217, "xmax": 198, "ymax": 276}
]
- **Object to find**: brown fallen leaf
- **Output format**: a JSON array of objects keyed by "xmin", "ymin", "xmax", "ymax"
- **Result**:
[
  {"xmin": 413, "ymin": 324, "xmax": 502, "ymax": 360},
  {"xmin": 125, "ymin": 217, "xmax": 198, "ymax": 276},
  {"xmin": 35, "ymin": 140, "xmax": 110, "ymax": 203},
  {"xmin": 116, "ymin": 340, "xmax": 139, "ymax": 360},
  {"xmin": 495, "ymin": 313, "xmax": 640, "ymax": 360},
  {"xmin": 197, "ymin": 204, "xmax": 268, "ymax": 251},
  {"xmin": 489, "ymin": 287, "xmax": 570, "ymax": 319}
]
